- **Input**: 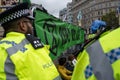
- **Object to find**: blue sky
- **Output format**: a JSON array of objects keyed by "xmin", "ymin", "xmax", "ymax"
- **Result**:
[{"xmin": 31, "ymin": 0, "xmax": 72, "ymax": 18}]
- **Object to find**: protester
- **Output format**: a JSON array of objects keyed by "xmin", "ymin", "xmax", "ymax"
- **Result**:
[
  {"xmin": 72, "ymin": 20, "xmax": 120, "ymax": 80},
  {"xmin": 68, "ymin": 54, "xmax": 77, "ymax": 66},
  {"xmin": 65, "ymin": 54, "xmax": 77, "ymax": 72},
  {"xmin": 87, "ymin": 20, "xmax": 106, "ymax": 41},
  {"xmin": 65, "ymin": 61, "xmax": 74, "ymax": 72},
  {"xmin": 0, "ymin": 2, "xmax": 62, "ymax": 80},
  {"xmin": 57, "ymin": 57, "xmax": 72, "ymax": 80},
  {"xmin": 90, "ymin": 20, "xmax": 106, "ymax": 34}
]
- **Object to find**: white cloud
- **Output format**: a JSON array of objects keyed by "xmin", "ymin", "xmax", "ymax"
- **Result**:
[{"xmin": 31, "ymin": 0, "xmax": 72, "ymax": 18}]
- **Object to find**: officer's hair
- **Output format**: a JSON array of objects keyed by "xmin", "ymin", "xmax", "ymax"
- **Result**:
[
  {"xmin": 58, "ymin": 57, "xmax": 66, "ymax": 66},
  {"xmin": 68, "ymin": 54, "xmax": 74, "ymax": 61},
  {"xmin": 2, "ymin": 18, "xmax": 22, "ymax": 36}
]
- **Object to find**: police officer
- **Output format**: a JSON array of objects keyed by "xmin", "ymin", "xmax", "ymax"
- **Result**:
[
  {"xmin": 72, "ymin": 20, "xmax": 120, "ymax": 80},
  {"xmin": 0, "ymin": 2, "xmax": 62, "ymax": 80},
  {"xmin": 87, "ymin": 20, "xmax": 106, "ymax": 40}
]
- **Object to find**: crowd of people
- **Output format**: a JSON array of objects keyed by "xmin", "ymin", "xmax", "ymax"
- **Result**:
[{"xmin": 0, "ymin": 2, "xmax": 120, "ymax": 80}]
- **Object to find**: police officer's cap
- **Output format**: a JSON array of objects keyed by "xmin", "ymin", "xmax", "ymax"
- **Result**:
[{"xmin": 0, "ymin": 2, "xmax": 34, "ymax": 26}]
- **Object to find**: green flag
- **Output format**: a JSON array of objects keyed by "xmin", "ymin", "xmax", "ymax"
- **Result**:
[
  {"xmin": 34, "ymin": 8, "xmax": 84, "ymax": 60},
  {"xmin": 21, "ymin": 0, "xmax": 31, "ymax": 4}
]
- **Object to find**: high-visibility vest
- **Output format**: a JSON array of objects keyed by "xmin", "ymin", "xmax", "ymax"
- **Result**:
[
  {"xmin": 88, "ymin": 34, "xmax": 96, "ymax": 40},
  {"xmin": 72, "ymin": 27, "xmax": 120, "ymax": 80},
  {"xmin": 0, "ymin": 32, "xmax": 62, "ymax": 80}
]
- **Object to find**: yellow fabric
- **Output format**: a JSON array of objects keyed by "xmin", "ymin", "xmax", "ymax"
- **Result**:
[
  {"xmin": 57, "ymin": 65, "xmax": 72, "ymax": 80},
  {"xmin": 44, "ymin": 45, "xmax": 50, "ymax": 54},
  {"xmin": 100, "ymin": 28, "xmax": 120, "ymax": 80},
  {"xmin": 88, "ymin": 34, "xmax": 96, "ymax": 40},
  {"xmin": 0, "ymin": 32, "xmax": 60, "ymax": 80},
  {"xmin": 100, "ymin": 30, "xmax": 111, "ymax": 37},
  {"xmin": 72, "ymin": 27, "xmax": 120, "ymax": 80},
  {"xmin": 71, "ymin": 50, "xmax": 89, "ymax": 80}
]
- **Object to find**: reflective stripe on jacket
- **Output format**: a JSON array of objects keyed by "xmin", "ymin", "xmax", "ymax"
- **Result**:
[
  {"xmin": 0, "ymin": 32, "xmax": 62, "ymax": 80},
  {"xmin": 72, "ymin": 27, "xmax": 120, "ymax": 80}
]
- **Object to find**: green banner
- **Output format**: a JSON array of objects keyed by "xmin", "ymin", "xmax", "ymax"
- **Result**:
[
  {"xmin": 22, "ymin": 0, "xmax": 31, "ymax": 3},
  {"xmin": 34, "ymin": 9, "xmax": 84, "ymax": 60}
]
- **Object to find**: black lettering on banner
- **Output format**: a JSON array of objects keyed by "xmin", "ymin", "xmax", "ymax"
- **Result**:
[
  {"xmin": 71, "ymin": 29, "xmax": 76, "ymax": 40},
  {"xmin": 63, "ymin": 28, "xmax": 69, "ymax": 44},
  {"xmin": 59, "ymin": 27, "xmax": 66, "ymax": 45},
  {"xmin": 71, "ymin": 29, "xmax": 81, "ymax": 41},
  {"xmin": 43, "ymin": 19, "xmax": 58, "ymax": 56},
  {"xmin": 42, "ymin": 19, "xmax": 82, "ymax": 56},
  {"xmin": 59, "ymin": 27, "xmax": 72, "ymax": 45},
  {"xmin": 76, "ymin": 29, "xmax": 81, "ymax": 40},
  {"xmin": 66, "ymin": 28, "xmax": 70, "ymax": 42}
]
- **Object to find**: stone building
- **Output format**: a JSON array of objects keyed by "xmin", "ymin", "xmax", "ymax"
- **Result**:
[
  {"xmin": 71, "ymin": 0, "xmax": 120, "ymax": 33},
  {"xmin": 1, "ymin": 0, "xmax": 19, "ymax": 5},
  {"xmin": 59, "ymin": 8, "xmax": 67, "ymax": 21},
  {"xmin": 66, "ymin": 2, "xmax": 73, "ymax": 23},
  {"xmin": 59, "ymin": 2, "xmax": 73, "ymax": 23}
]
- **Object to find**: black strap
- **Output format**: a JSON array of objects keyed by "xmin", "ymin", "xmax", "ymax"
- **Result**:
[{"xmin": 25, "ymin": 34, "xmax": 44, "ymax": 49}]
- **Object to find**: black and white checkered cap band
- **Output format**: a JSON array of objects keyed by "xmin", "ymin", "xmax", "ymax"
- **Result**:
[{"xmin": 0, "ymin": 9, "xmax": 30, "ymax": 25}]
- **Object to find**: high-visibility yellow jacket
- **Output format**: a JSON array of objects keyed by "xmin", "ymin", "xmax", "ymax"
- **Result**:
[
  {"xmin": 72, "ymin": 27, "xmax": 120, "ymax": 80},
  {"xmin": 87, "ymin": 34, "xmax": 96, "ymax": 40},
  {"xmin": 0, "ymin": 32, "xmax": 62, "ymax": 80}
]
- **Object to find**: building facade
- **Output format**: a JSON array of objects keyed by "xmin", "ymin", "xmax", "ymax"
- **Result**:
[
  {"xmin": 0, "ymin": 0, "xmax": 20, "ymax": 12},
  {"xmin": 118, "ymin": 3, "xmax": 120, "ymax": 25},
  {"xmin": 71, "ymin": 0, "xmax": 120, "ymax": 33},
  {"xmin": 66, "ymin": 2, "xmax": 73, "ymax": 23},
  {"xmin": 59, "ymin": 8, "xmax": 67, "ymax": 21},
  {"xmin": 59, "ymin": 2, "xmax": 73, "ymax": 23},
  {"xmin": 2, "ymin": 0, "xmax": 19, "ymax": 5}
]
